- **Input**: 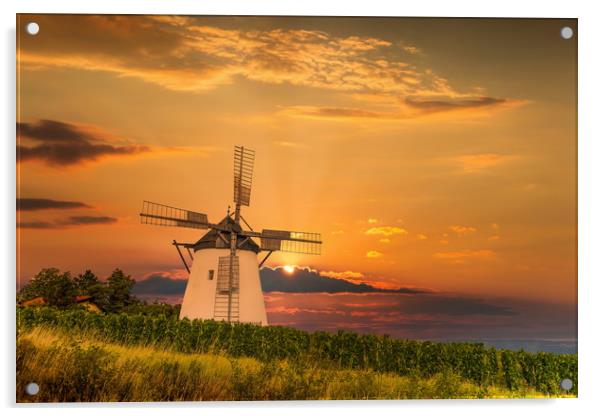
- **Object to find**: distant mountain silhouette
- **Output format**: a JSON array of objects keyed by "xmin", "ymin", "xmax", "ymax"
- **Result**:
[
  {"xmin": 133, "ymin": 275, "xmax": 187, "ymax": 295},
  {"xmin": 133, "ymin": 268, "xmax": 426, "ymax": 295},
  {"xmin": 259, "ymin": 267, "xmax": 426, "ymax": 294}
]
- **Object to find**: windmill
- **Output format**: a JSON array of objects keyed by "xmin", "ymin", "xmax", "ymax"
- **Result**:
[{"xmin": 140, "ymin": 146, "xmax": 322, "ymax": 325}]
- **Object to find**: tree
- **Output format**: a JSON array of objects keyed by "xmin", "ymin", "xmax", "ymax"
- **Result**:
[
  {"xmin": 18, "ymin": 268, "xmax": 77, "ymax": 307},
  {"xmin": 74, "ymin": 269, "xmax": 109, "ymax": 310},
  {"xmin": 106, "ymin": 268, "xmax": 136, "ymax": 312},
  {"xmin": 73, "ymin": 269, "xmax": 98, "ymax": 293}
]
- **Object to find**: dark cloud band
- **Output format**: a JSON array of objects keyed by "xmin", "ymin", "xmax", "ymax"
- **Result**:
[
  {"xmin": 17, "ymin": 198, "xmax": 91, "ymax": 211},
  {"xmin": 17, "ymin": 221, "xmax": 57, "ymax": 229},
  {"xmin": 62, "ymin": 216, "xmax": 117, "ymax": 225},
  {"xmin": 18, "ymin": 119, "xmax": 96, "ymax": 143},
  {"xmin": 17, "ymin": 215, "xmax": 117, "ymax": 229},
  {"xmin": 17, "ymin": 119, "xmax": 150, "ymax": 166}
]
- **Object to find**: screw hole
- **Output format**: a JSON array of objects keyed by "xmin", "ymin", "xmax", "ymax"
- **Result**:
[
  {"xmin": 560, "ymin": 26, "xmax": 573, "ymax": 40},
  {"xmin": 25, "ymin": 382, "xmax": 39, "ymax": 395},
  {"xmin": 560, "ymin": 378, "xmax": 573, "ymax": 391},
  {"xmin": 26, "ymin": 22, "xmax": 39, "ymax": 36}
]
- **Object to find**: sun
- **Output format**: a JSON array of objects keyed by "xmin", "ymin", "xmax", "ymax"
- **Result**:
[{"xmin": 283, "ymin": 265, "xmax": 296, "ymax": 274}]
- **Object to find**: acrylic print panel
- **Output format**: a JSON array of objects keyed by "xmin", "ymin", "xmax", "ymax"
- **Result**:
[{"xmin": 16, "ymin": 14, "xmax": 577, "ymax": 402}]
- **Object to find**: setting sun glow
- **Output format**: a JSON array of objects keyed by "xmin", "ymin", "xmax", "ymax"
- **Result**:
[{"xmin": 283, "ymin": 265, "xmax": 296, "ymax": 275}]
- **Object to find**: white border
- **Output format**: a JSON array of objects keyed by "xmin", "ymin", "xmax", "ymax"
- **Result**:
[{"xmin": 2, "ymin": 1, "xmax": 601, "ymax": 415}]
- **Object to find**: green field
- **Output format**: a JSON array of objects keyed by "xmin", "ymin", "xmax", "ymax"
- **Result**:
[{"xmin": 17, "ymin": 307, "xmax": 577, "ymax": 401}]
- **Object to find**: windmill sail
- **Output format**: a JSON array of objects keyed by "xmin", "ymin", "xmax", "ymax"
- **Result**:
[
  {"xmin": 233, "ymin": 146, "xmax": 255, "ymax": 206},
  {"xmin": 258, "ymin": 229, "xmax": 322, "ymax": 255},
  {"xmin": 140, "ymin": 201, "xmax": 209, "ymax": 229}
]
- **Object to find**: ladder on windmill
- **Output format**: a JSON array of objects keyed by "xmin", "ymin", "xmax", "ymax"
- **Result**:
[{"xmin": 214, "ymin": 256, "xmax": 240, "ymax": 322}]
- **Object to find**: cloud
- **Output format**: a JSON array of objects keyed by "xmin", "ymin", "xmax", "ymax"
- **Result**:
[
  {"xmin": 401, "ymin": 45, "xmax": 422, "ymax": 55},
  {"xmin": 416, "ymin": 234, "xmax": 428, "ymax": 240},
  {"xmin": 448, "ymin": 225, "xmax": 477, "ymax": 236},
  {"xmin": 453, "ymin": 153, "xmax": 518, "ymax": 173},
  {"xmin": 282, "ymin": 97, "xmax": 524, "ymax": 121},
  {"xmin": 18, "ymin": 119, "xmax": 99, "ymax": 142},
  {"xmin": 17, "ymin": 215, "xmax": 117, "ymax": 229},
  {"xmin": 17, "ymin": 142, "xmax": 147, "ymax": 166},
  {"xmin": 396, "ymin": 294, "xmax": 516, "ymax": 316},
  {"xmin": 18, "ymin": 15, "xmax": 523, "ymax": 121},
  {"xmin": 404, "ymin": 96, "xmax": 508, "ymax": 112},
  {"xmin": 367, "ymin": 218, "xmax": 378, "ymax": 224},
  {"xmin": 264, "ymin": 292, "xmax": 525, "ymax": 341},
  {"xmin": 17, "ymin": 119, "xmax": 150, "ymax": 166},
  {"xmin": 365, "ymin": 226, "xmax": 408, "ymax": 237},
  {"xmin": 273, "ymin": 140, "xmax": 305, "ymax": 148},
  {"xmin": 379, "ymin": 238, "xmax": 391, "ymax": 244},
  {"xmin": 17, "ymin": 16, "xmax": 425, "ymax": 94},
  {"xmin": 16, "ymin": 221, "xmax": 57, "ymax": 229},
  {"xmin": 275, "ymin": 107, "xmax": 395, "ymax": 121},
  {"xmin": 366, "ymin": 250, "xmax": 383, "ymax": 258},
  {"xmin": 319, "ymin": 270, "xmax": 364, "ymax": 280},
  {"xmin": 434, "ymin": 250, "xmax": 495, "ymax": 261},
  {"xmin": 62, "ymin": 216, "xmax": 117, "ymax": 225},
  {"xmin": 260, "ymin": 266, "xmax": 425, "ymax": 294},
  {"xmin": 17, "ymin": 198, "xmax": 91, "ymax": 211}
]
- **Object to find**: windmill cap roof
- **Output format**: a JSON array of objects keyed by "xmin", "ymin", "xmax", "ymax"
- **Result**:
[{"xmin": 193, "ymin": 216, "xmax": 260, "ymax": 253}]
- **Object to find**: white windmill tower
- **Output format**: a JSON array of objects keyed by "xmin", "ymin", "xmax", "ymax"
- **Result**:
[{"xmin": 140, "ymin": 146, "xmax": 322, "ymax": 325}]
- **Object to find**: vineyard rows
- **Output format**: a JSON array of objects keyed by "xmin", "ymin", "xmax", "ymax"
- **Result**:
[{"xmin": 17, "ymin": 307, "xmax": 577, "ymax": 394}]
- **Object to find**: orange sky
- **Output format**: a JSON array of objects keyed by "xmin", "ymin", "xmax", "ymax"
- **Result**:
[{"xmin": 17, "ymin": 15, "xmax": 577, "ymax": 306}]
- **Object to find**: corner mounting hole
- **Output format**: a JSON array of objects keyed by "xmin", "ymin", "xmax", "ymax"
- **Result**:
[
  {"xmin": 26, "ymin": 22, "xmax": 39, "ymax": 36},
  {"xmin": 560, "ymin": 378, "xmax": 573, "ymax": 391},
  {"xmin": 560, "ymin": 26, "xmax": 573, "ymax": 40},
  {"xmin": 25, "ymin": 382, "xmax": 39, "ymax": 395}
]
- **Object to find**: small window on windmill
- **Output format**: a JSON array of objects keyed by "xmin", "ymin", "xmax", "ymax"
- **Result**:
[{"xmin": 208, "ymin": 270, "xmax": 214, "ymax": 280}]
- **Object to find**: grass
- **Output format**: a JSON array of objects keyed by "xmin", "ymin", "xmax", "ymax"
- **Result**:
[{"xmin": 17, "ymin": 327, "xmax": 571, "ymax": 402}]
